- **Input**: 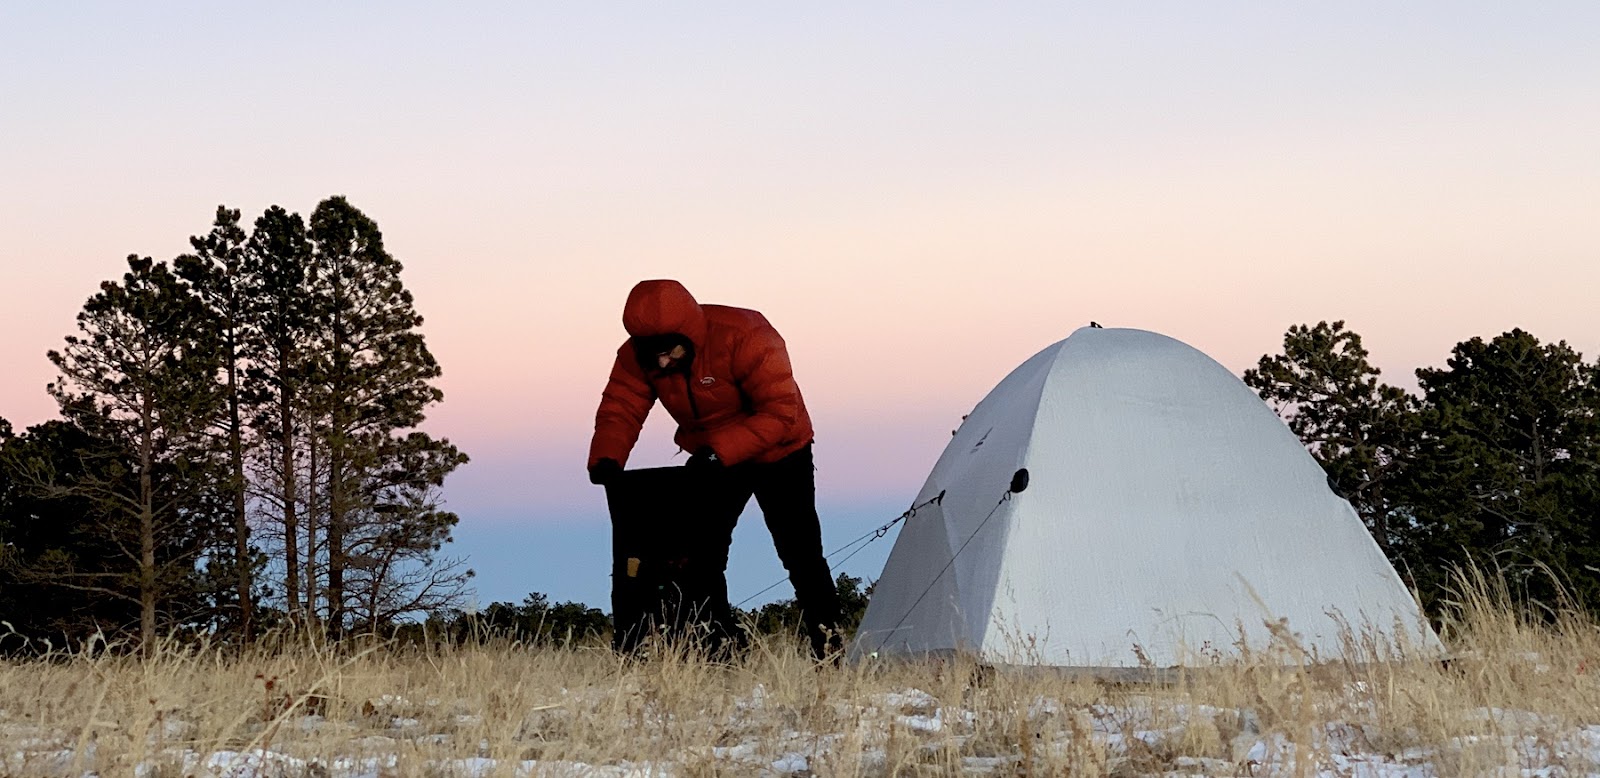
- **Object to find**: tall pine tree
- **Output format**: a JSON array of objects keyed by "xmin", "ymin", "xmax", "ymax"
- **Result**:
[
  {"xmin": 175, "ymin": 206, "xmax": 258, "ymax": 640},
  {"xmin": 1244, "ymin": 321, "xmax": 1418, "ymax": 555},
  {"xmin": 304, "ymin": 196, "xmax": 465, "ymax": 636},
  {"xmin": 241, "ymin": 205, "xmax": 316, "ymax": 628},
  {"xmin": 344, "ymin": 431, "xmax": 472, "ymax": 633},
  {"xmin": 0, "ymin": 417, "xmax": 147, "ymax": 649},
  {"xmin": 1405, "ymin": 330, "xmax": 1600, "ymax": 609},
  {"xmin": 43, "ymin": 256, "xmax": 228, "ymax": 649}
]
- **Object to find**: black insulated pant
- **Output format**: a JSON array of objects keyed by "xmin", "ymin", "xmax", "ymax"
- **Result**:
[{"xmin": 708, "ymin": 443, "xmax": 843, "ymax": 658}]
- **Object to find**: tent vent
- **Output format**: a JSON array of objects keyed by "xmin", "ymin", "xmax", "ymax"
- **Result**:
[{"xmin": 1010, "ymin": 468, "xmax": 1030, "ymax": 493}]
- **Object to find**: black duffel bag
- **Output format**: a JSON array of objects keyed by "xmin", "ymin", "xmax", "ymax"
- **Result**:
[{"xmin": 604, "ymin": 465, "xmax": 748, "ymax": 656}]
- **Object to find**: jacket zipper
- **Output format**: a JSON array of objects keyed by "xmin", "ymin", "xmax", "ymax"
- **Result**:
[{"xmin": 682, "ymin": 371, "xmax": 701, "ymax": 421}]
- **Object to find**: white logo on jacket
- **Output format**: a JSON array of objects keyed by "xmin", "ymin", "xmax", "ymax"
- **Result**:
[{"xmin": 700, "ymin": 376, "xmax": 717, "ymax": 386}]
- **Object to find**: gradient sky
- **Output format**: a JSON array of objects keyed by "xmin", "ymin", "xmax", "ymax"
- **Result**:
[{"xmin": 3, "ymin": 3, "xmax": 1598, "ymax": 610}]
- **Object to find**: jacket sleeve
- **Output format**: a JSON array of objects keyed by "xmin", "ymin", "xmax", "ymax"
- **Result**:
[
  {"xmin": 706, "ymin": 320, "xmax": 804, "ymax": 466},
  {"xmin": 589, "ymin": 344, "xmax": 656, "ymax": 469}
]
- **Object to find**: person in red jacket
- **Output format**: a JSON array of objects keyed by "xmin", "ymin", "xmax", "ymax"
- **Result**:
[{"xmin": 588, "ymin": 279, "xmax": 843, "ymax": 659}]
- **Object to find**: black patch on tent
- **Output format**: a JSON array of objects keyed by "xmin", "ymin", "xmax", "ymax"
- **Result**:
[
  {"xmin": 970, "ymin": 427, "xmax": 992, "ymax": 453},
  {"xmin": 1010, "ymin": 468, "xmax": 1030, "ymax": 493}
]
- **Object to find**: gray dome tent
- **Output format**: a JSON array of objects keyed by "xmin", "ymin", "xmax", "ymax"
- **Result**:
[{"xmin": 851, "ymin": 327, "xmax": 1440, "ymax": 667}]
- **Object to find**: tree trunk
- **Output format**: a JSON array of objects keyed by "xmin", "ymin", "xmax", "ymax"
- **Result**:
[
  {"xmin": 326, "ymin": 290, "xmax": 346, "ymax": 640},
  {"xmin": 280, "ymin": 360, "xmax": 300, "ymax": 630},
  {"xmin": 1370, "ymin": 484, "xmax": 1391, "ymax": 554},
  {"xmin": 327, "ymin": 432, "xmax": 345, "ymax": 639},
  {"xmin": 140, "ymin": 393, "xmax": 158, "ymax": 654},
  {"xmin": 1532, "ymin": 418, "xmax": 1545, "ymax": 482},
  {"xmin": 306, "ymin": 423, "xmax": 319, "ymax": 629},
  {"xmin": 228, "ymin": 351, "xmax": 253, "ymax": 641}
]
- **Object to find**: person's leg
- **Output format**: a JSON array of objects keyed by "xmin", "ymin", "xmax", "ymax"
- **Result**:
[
  {"xmin": 695, "ymin": 469, "xmax": 752, "ymax": 657},
  {"xmin": 751, "ymin": 443, "xmax": 843, "ymax": 659}
]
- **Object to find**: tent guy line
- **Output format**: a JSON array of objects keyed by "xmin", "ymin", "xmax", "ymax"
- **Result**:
[
  {"xmin": 733, "ymin": 491, "xmax": 947, "ymax": 609},
  {"xmin": 872, "ymin": 471, "xmax": 1029, "ymax": 655}
]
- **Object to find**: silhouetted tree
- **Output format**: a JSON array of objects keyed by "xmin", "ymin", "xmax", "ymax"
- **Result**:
[
  {"xmin": 0, "ymin": 418, "xmax": 144, "ymax": 650},
  {"xmin": 421, "ymin": 594, "xmax": 611, "ymax": 646},
  {"xmin": 344, "ymin": 434, "xmax": 472, "ymax": 633},
  {"xmin": 1253, "ymin": 323, "xmax": 1600, "ymax": 614},
  {"xmin": 241, "ymin": 205, "xmax": 316, "ymax": 628},
  {"xmin": 1403, "ymin": 329, "xmax": 1600, "ymax": 609},
  {"xmin": 175, "ymin": 206, "xmax": 259, "ymax": 640},
  {"xmin": 1244, "ymin": 321, "xmax": 1418, "ymax": 554},
  {"xmin": 6, "ymin": 198, "xmax": 472, "ymax": 646},
  {"xmin": 303, "ymin": 197, "xmax": 464, "ymax": 635},
  {"xmin": 39, "ymin": 256, "xmax": 228, "ymax": 649}
]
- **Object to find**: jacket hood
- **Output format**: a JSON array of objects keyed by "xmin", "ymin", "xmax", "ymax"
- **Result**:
[{"xmin": 622, "ymin": 280, "xmax": 707, "ymax": 345}]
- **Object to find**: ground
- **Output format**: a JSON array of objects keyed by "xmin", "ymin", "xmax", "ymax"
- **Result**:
[{"xmin": 3, "ymin": 589, "xmax": 1599, "ymax": 777}]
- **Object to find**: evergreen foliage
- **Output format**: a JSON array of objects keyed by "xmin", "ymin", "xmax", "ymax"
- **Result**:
[
  {"xmin": 1250, "ymin": 322, "xmax": 1600, "ymax": 614},
  {"xmin": 37, "ymin": 256, "xmax": 228, "ymax": 650},
  {"xmin": 0, "ymin": 200, "xmax": 469, "ymax": 651}
]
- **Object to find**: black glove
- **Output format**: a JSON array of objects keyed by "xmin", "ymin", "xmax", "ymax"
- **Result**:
[
  {"xmin": 685, "ymin": 446, "xmax": 722, "ymax": 470},
  {"xmin": 588, "ymin": 458, "xmax": 622, "ymax": 485}
]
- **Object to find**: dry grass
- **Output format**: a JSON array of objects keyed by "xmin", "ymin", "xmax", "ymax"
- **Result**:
[{"xmin": 3, "ymin": 575, "xmax": 1600, "ymax": 777}]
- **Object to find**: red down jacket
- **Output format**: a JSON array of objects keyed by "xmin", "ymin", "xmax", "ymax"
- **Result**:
[{"xmin": 588, "ymin": 280, "xmax": 814, "ymax": 469}]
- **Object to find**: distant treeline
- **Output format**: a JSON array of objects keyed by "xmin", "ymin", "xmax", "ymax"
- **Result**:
[
  {"xmin": 398, "ymin": 573, "xmax": 874, "ymax": 647},
  {"xmin": 0, "ymin": 200, "xmax": 467, "ymax": 652}
]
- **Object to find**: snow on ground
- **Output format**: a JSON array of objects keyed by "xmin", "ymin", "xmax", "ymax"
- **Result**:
[{"xmin": 6, "ymin": 687, "xmax": 1600, "ymax": 776}]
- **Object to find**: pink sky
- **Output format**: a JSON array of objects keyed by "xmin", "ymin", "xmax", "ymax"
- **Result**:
[{"xmin": 3, "ymin": 4, "xmax": 1598, "ymax": 604}]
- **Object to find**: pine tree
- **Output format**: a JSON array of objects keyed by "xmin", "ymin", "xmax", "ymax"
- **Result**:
[
  {"xmin": 0, "ymin": 415, "xmax": 16, "ymax": 635},
  {"xmin": 1244, "ymin": 321, "xmax": 1418, "ymax": 554},
  {"xmin": 303, "ymin": 196, "xmax": 464, "ymax": 635},
  {"xmin": 43, "ymin": 256, "xmax": 228, "ymax": 649},
  {"xmin": 344, "ymin": 432, "xmax": 472, "ymax": 633},
  {"xmin": 0, "ymin": 416, "xmax": 11, "ymax": 542},
  {"xmin": 175, "ymin": 206, "xmax": 257, "ymax": 640},
  {"xmin": 240, "ymin": 206, "xmax": 315, "ymax": 628},
  {"xmin": 0, "ymin": 417, "xmax": 145, "ymax": 649},
  {"xmin": 1405, "ymin": 329, "xmax": 1600, "ymax": 609}
]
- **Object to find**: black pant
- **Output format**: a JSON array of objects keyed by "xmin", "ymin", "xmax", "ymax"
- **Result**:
[{"xmin": 705, "ymin": 443, "xmax": 842, "ymax": 658}]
